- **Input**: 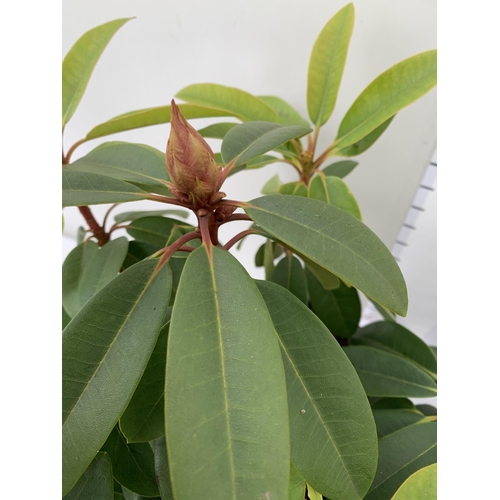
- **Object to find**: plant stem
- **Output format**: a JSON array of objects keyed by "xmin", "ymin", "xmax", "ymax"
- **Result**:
[
  {"xmin": 64, "ymin": 138, "xmax": 87, "ymax": 164},
  {"xmin": 217, "ymin": 213, "xmax": 252, "ymax": 225},
  {"xmin": 154, "ymin": 231, "xmax": 201, "ymax": 270},
  {"xmin": 223, "ymin": 229, "xmax": 256, "ymax": 251},
  {"xmin": 102, "ymin": 204, "xmax": 118, "ymax": 231},
  {"xmin": 146, "ymin": 193, "xmax": 191, "ymax": 208},
  {"xmin": 78, "ymin": 206, "xmax": 109, "ymax": 246}
]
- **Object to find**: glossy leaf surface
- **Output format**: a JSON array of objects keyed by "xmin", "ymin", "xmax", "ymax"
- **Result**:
[
  {"xmin": 153, "ymin": 437, "xmax": 174, "ymax": 500},
  {"xmin": 257, "ymin": 281, "xmax": 378, "ymax": 500},
  {"xmin": 322, "ymin": 160, "xmax": 358, "ymax": 178},
  {"xmin": 343, "ymin": 346, "xmax": 437, "ymax": 398},
  {"xmin": 391, "ymin": 463, "xmax": 437, "ymax": 500},
  {"xmin": 334, "ymin": 50, "xmax": 437, "ymax": 150},
  {"xmin": 62, "ymin": 18, "xmax": 132, "ymax": 127},
  {"xmin": 62, "ymin": 260, "xmax": 172, "ymax": 494},
  {"xmin": 165, "ymin": 246, "xmax": 289, "ymax": 500},
  {"xmin": 258, "ymin": 95, "xmax": 310, "ymax": 127},
  {"xmin": 307, "ymin": 3, "xmax": 354, "ymax": 126},
  {"xmin": 373, "ymin": 409, "xmax": 425, "ymax": 439},
  {"xmin": 272, "ymin": 254, "xmax": 308, "ymax": 304},
  {"xmin": 245, "ymin": 196, "xmax": 407, "ymax": 315}
]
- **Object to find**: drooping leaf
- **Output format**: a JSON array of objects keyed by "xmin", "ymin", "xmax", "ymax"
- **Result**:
[
  {"xmin": 307, "ymin": 4, "xmax": 355, "ymax": 126},
  {"xmin": 373, "ymin": 409, "xmax": 426, "ymax": 439},
  {"xmin": 165, "ymin": 246, "xmax": 289, "ymax": 500},
  {"xmin": 62, "ymin": 260, "xmax": 172, "ymax": 495},
  {"xmin": 114, "ymin": 209, "xmax": 189, "ymax": 224},
  {"xmin": 126, "ymin": 216, "xmax": 183, "ymax": 247},
  {"xmin": 322, "ymin": 160, "xmax": 358, "ymax": 178},
  {"xmin": 334, "ymin": 50, "xmax": 437, "ymax": 150},
  {"xmin": 279, "ymin": 181, "xmax": 308, "ymax": 197},
  {"xmin": 63, "ymin": 452, "xmax": 114, "ymax": 500},
  {"xmin": 371, "ymin": 398, "xmax": 415, "ymax": 410},
  {"xmin": 122, "ymin": 241, "xmax": 161, "ymax": 270},
  {"xmin": 62, "ymin": 18, "xmax": 132, "ymax": 127},
  {"xmin": 364, "ymin": 422, "xmax": 437, "ymax": 500},
  {"xmin": 289, "ymin": 462, "xmax": 306, "ymax": 500},
  {"xmin": 62, "ymin": 171, "xmax": 147, "ymax": 207},
  {"xmin": 272, "ymin": 254, "xmax": 308, "ymax": 304},
  {"xmin": 343, "ymin": 346, "xmax": 437, "ymax": 398},
  {"xmin": 197, "ymin": 122, "xmax": 238, "ymax": 139},
  {"xmin": 244, "ymin": 196, "xmax": 408, "ymax": 315},
  {"xmin": 153, "ymin": 437, "xmax": 175, "ymax": 500},
  {"xmin": 221, "ymin": 122, "xmax": 311, "ymax": 167},
  {"xmin": 258, "ymin": 95, "xmax": 310, "ymax": 127},
  {"xmin": 261, "ymin": 174, "xmax": 282, "ymax": 195},
  {"xmin": 257, "ymin": 281, "xmax": 378, "ymax": 500},
  {"xmin": 305, "ymin": 267, "xmax": 361, "ymax": 338},
  {"xmin": 351, "ymin": 321, "xmax": 437, "ymax": 378},
  {"xmin": 391, "ymin": 463, "xmax": 437, "ymax": 500},
  {"xmin": 176, "ymin": 83, "xmax": 282, "ymax": 122},
  {"xmin": 415, "ymin": 405, "xmax": 437, "ymax": 417}
]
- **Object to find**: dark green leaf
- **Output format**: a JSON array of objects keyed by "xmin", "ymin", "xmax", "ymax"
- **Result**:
[
  {"xmin": 371, "ymin": 398, "xmax": 415, "ymax": 410},
  {"xmin": 261, "ymin": 174, "xmax": 282, "ymax": 195},
  {"xmin": 121, "ymin": 486, "xmax": 161, "ymax": 500},
  {"xmin": 289, "ymin": 462, "xmax": 306, "ymax": 500},
  {"xmin": 415, "ymin": 405, "xmax": 437, "ymax": 416},
  {"xmin": 245, "ymin": 196, "xmax": 408, "ymax": 315},
  {"xmin": 322, "ymin": 160, "xmax": 358, "ymax": 178},
  {"xmin": 279, "ymin": 181, "xmax": 308, "ymax": 197},
  {"xmin": 63, "ymin": 452, "xmax": 113, "ymax": 500},
  {"xmin": 62, "ymin": 18, "xmax": 132, "ymax": 127},
  {"xmin": 305, "ymin": 267, "xmax": 361, "ymax": 338},
  {"xmin": 62, "ymin": 171, "xmax": 147, "ymax": 207},
  {"xmin": 122, "ymin": 241, "xmax": 161, "ymax": 270},
  {"xmin": 197, "ymin": 122, "xmax": 238, "ymax": 139},
  {"xmin": 114, "ymin": 209, "xmax": 188, "ymax": 224},
  {"xmin": 126, "ymin": 217, "xmax": 181, "ymax": 247},
  {"xmin": 258, "ymin": 95, "xmax": 310, "ymax": 127},
  {"xmin": 63, "ymin": 306, "xmax": 72, "ymax": 330},
  {"xmin": 153, "ymin": 437, "xmax": 174, "ymax": 500},
  {"xmin": 165, "ymin": 246, "xmax": 289, "ymax": 500},
  {"xmin": 430, "ymin": 346, "xmax": 437, "ymax": 360},
  {"xmin": 263, "ymin": 239, "xmax": 276, "ymax": 280},
  {"xmin": 391, "ymin": 463, "xmax": 437, "ymax": 500},
  {"xmin": 254, "ymin": 241, "xmax": 283, "ymax": 267},
  {"xmin": 62, "ymin": 260, "xmax": 172, "ymax": 495},
  {"xmin": 257, "ymin": 281, "xmax": 377, "ymax": 500},
  {"xmin": 272, "ymin": 255, "xmax": 308, "ymax": 304},
  {"xmin": 101, "ymin": 427, "xmax": 159, "ymax": 497},
  {"xmin": 373, "ymin": 409, "xmax": 426, "ymax": 439},
  {"xmin": 114, "ymin": 480, "xmax": 126, "ymax": 500},
  {"xmin": 307, "ymin": 4, "xmax": 354, "ymax": 126},
  {"xmin": 343, "ymin": 346, "xmax": 437, "ymax": 398}
]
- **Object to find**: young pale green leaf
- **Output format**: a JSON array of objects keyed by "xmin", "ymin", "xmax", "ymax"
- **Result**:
[
  {"xmin": 221, "ymin": 122, "xmax": 311, "ymax": 167},
  {"xmin": 391, "ymin": 463, "xmax": 437, "ymax": 500},
  {"xmin": 165, "ymin": 246, "xmax": 289, "ymax": 500},
  {"xmin": 119, "ymin": 320, "xmax": 170, "ymax": 443},
  {"xmin": 305, "ymin": 267, "xmax": 361, "ymax": 338},
  {"xmin": 261, "ymin": 174, "xmax": 282, "ymax": 195},
  {"xmin": 101, "ymin": 427, "xmax": 159, "ymax": 497},
  {"xmin": 114, "ymin": 209, "xmax": 189, "ymax": 224},
  {"xmin": 85, "ymin": 104, "xmax": 233, "ymax": 140},
  {"xmin": 62, "ymin": 171, "xmax": 147, "ymax": 207},
  {"xmin": 415, "ymin": 404, "xmax": 437, "ymax": 416},
  {"xmin": 371, "ymin": 398, "xmax": 415, "ymax": 411},
  {"xmin": 63, "ymin": 452, "xmax": 114, "ymax": 500},
  {"xmin": 126, "ymin": 216, "xmax": 182, "ymax": 247},
  {"xmin": 307, "ymin": 4, "xmax": 355, "ymax": 126},
  {"xmin": 307, "ymin": 485, "xmax": 323, "ymax": 500},
  {"xmin": 334, "ymin": 50, "xmax": 437, "ymax": 150},
  {"xmin": 257, "ymin": 281, "xmax": 378, "ymax": 500},
  {"xmin": 62, "ymin": 260, "xmax": 172, "ymax": 495},
  {"xmin": 308, "ymin": 174, "xmax": 362, "ymax": 220},
  {"xmin": 343, "ymin": 346, "xmax": 437, "ymax": 398},
  {"xmin": 62, "ymin": 18, "xmax": 132, "ymax": 127},
  {"xmin": 373, "ymin": 409, "xmax": 426, "ymax": 439},
  {"xmin": 258, "ymin": 96, "xmax": 310, "ymax": 127},
  {"xmin": 289, "ymin": 462, "xmax": 307, "ymax": 500},
  {"xmin": 351, "ymin": 321, "xmax": 437, "ymax": 378},
  {"xmin": 153, "ymin": 437, "xmax": 174, "ymax": 500},
  {"xmin": 365, "ymin": 422, "xmax": 437, "ymax": 500},
  {"xmin": 322, "ymin": 160, "xmax": 358, "ymax": 178},
  {"xmin": 176, "ymin": 83, "xmax": 283, "ymax": 122},
  {"xmin": 272, "ymin": 254, "xmax": 308, "ymax": 304},
  {"xmin": 197, "ymin": 122, "xmax": 238, "ymax": 139},
  {"xmin": 244, "ymin": 196, "xmax": 408, "ymax": 315},
  {"xmin": 279, "ymin": 181, "xmax": 308, "ymax": 197}
]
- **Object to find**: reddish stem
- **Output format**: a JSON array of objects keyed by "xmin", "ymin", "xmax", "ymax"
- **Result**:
[
  {"xmin": 223, "ymin": 229, "xmax": 256, "ymax": 251},
  {"xmin": 154, "ymin": 231, "xmax": 201, "ymax": 271},
  {"xmin": 146, "ymin": 193, "xmax": 191, "ymax": 208},
  {"xmin": 78, "ymin": 206, "xmax": 109, "ymax": 246},
  {"xmin": 217, "ymin": 213, "xmax": 252, "ymax": 225}
]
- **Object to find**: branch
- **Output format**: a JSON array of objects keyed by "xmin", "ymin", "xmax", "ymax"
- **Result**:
[{"xmin": 223, "ymin": 229, "xmax": 256, "ymax": 251}]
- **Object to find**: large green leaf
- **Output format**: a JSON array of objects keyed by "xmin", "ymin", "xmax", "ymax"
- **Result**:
[
  {"xmin": 288, "ymin": 462, "xmax": 306, "ymax": 500},
  {"xmin": 272, "ymin": 254, "xmax": 308, "ymax": 304},
  {"xmin": 114, "ymin": 209, "xmax": 188, "ymax": 224},
  {"xmin": 351, "ymin": 322, "xmax": 437, "ymax": 378},
  {"xmin": 85, "ymin": 104, "xmax": 233, "ymax": 140},
  {"xmin": 415, "ymin": 404, "xmax": 437, "ymax": 417},
  {"xmin": 365, "ymin": 422, "xmax": 437, "ymax": 500},
  {"xmin": 307, "ymin": 3, "xmax": 354, "ymax": 126},
  {"xmin": 62, "ymin": 18, "xmax": 132, "ymax": 127},
  {"xmin": 305, "ymin": 267, "xmax": 361, "ymax": 338},
  {"xmin": 176, "ymin": 83, "xmax": 282, "ymax": 122},
  {"xmin": 391, "ymin": 463, "xmax": 437, "ymax": 500},
  {"xmin": 322, "ymin": 160, "xmax": 358, "ymax": 178},
  {"xmin": 373, "ymin": 409, "xmax": 426, "ymax": 439},
  {"xmin": 197, "ymin": 122, "xmax": 238, "ymax": 139},
  {"xmin": 62, "ymin": 171, "xmax": 147, "ymax": 207},
  {"xmin": 334, "ymin": 50, "xmax": 437, "ymax": 150},
  {"xmin": 126, "ymin": 216, "xmax": 183, "ymax": 247},
  {"xmin": 343, "ymin": 346, "xmax": 437, "ymax": 398},
  {"xmin": 122, "ymin": 241, "xmax": 161, "ymax": 270},
  {"xmin": 165, "ymin": 246, "xmax": 289, "ymax": 500},
  {"xmin": 244, "ymin": 196, "xmax": 407, "ymax": 315},
  {"xmin": 101, "ymin": 427, "xmax": 159, "ymax": 497},
  {"xmin": 258, "ymin": 96, "xmax": 310, "ymax": 127},
  {"xmin": 119, "ymin": 319, "xmax": 170, "ymax": 443},
  {"xmin": 153, "ymin": 437, "xmax": 174, "ymax": 500},
  {"xmin": 257, "ymin": 280, "xmax": 378, "ymax": 500},
  {"xmin": 221, "ymin": 122, "xmax": 311, "ymax": 167},
  {"xmin": 63, "ymin": 452, "xmax": 114, "ymax": 500},
  {"xmin": 62, "ymin": 260, "xmax": 172, "ymax": 495}
]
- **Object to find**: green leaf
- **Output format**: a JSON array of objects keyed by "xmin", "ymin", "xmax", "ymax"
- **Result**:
[
  {"xmin": 258, "ymin": 96, "xmax": 310, "ymax": 127},
  {"xmin": 334, "ymin": 50, "xmax": 437, "ymax": 150},
  {"xmin": 62, "ymin": 260, "xmax": 172, "ymax": 495},
  {"xmin": 197, "ymin": 122, "xmax": 238, "ymax": 139},
  {"xmin": 153, "ymin": 437, "xmax": 175, "ymax": 500},
  {"xmin": 272, "ymin": 254, "xmax": 308, "ymax": 304},
  {"xmin": 263, "ymin": 239, "xmax": 276, "ymax": 281},
  {"xmin": 279, "ymin": 181, "xmax": 308, "ymax": 197},
  {"xmin": 122, "ymin": 241, "xmax": 161, "ymax": 270},
  {"xmin": 308, "ymin": 174, "xmax": 362, "ymax": 220},
  {"xmin": 221, "ymin": 122, "xmax": 311, "ymax": 167},
  {"xmin": 119, "ymin": 319, "xmax": 170, "ymax": 443},
  {"xmin": 288, "ymin": 462, "xmax": 306, "ymax": 500},
  {"xmin": 364, "ymin": 422, "xmax": 437, "ymax": 500},
  {"xmin": 63, "ymin": 306, "xmax": 72, "ymax": 330},
  {"xmin": 165, "ymin": 246, "xmax": 289, "ymax": 500},
  {"xmin": 62, "ymin": 18, "xmax": 132, "ymax": 127},
  {"xmin": 307, "ymin": 485, "xmax": 323, "ymax": 500},
  {"xmin": 62, "ymin": 240, "xmax": 99, "ymax": 317},
  {"xmin": 63, "ymin": 452, "xmax": 114, "ymax": 500},
  {"xmin": 101, "ymin": 427, "xmax": 159, "ymax": 497},
  {"xmin": 244, "ymin": 154, "xmax": 281, "ymax": 170},
  {"xmin": 255, "ymin": 241, "xmax": 283, "ymax": 267},
  {"xmin": 322, "ymin": 160, "xmax": 358, "ymax": 178},
  {"xmin": 302, "ymin": 258, "xmax": 340, "ymax": 290},
  {"xmin": 114, "ymin": 209, "xmax": 189, "ymax": 224},
  {"xmin": 261, "ymin": 174, "xmax": 282, "ymax": 195},
  {"xmin": 391, "ymin": 463, "xmax": 437, "ymax": 500},
  {"xmin": 257, "ymin": 281, "xmax": 377, "ymax": 500},
  {"xmin": 176, "ymin": 83, "xmax": 282, "ymax": 122},
  {"xmin": 77, "ymin": 226, "xmax": 86, "ymax": 244},
  {"xmin": 351, "ymin": 321, "xmax": 437, "ymax": 378},
  {"xmin": 371, "ymin": 398, "xmax": 415, "ymax": 410},
  {"xmin": 415, "ymin": 405, "xmax": 437, "ymax": 417},
  {"xmin": 307, "ymin": 4, "xmax": 355, "ymax": 126},
  {"xmin": 335, "ymin": 116, "xmax": 394, "ymax": 157},
  {"xmin": 244, "ymin": 196, "xmax": 408, "ymax": 315},
  {"xmin": 62, "ymin": 171, "xmax": 147, "ymax": 207},
  {"xmin": 343, "ymin": 346, "xmax": 437, "ymax": 398},
  {"xmin": 126, "ymin": 216, "xmax": 181, "ymax": 247},
  {"xmin": 114, "ymin": 480, "xmax": 126, "ymax": 500},
  {"xmin": 373, "ymin": 409, "xmax": 426, "ymax": 439},
  {"xmin": 305, "ymin": 267, "xmax": 361, "ymax": 338},
  {"xmin": 86, "ymin": 104, "xmax": 233, "ymax": 140},
  {"xmin": 368, "ymin": 298, "xmax": 397, "ymax": 322}
]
